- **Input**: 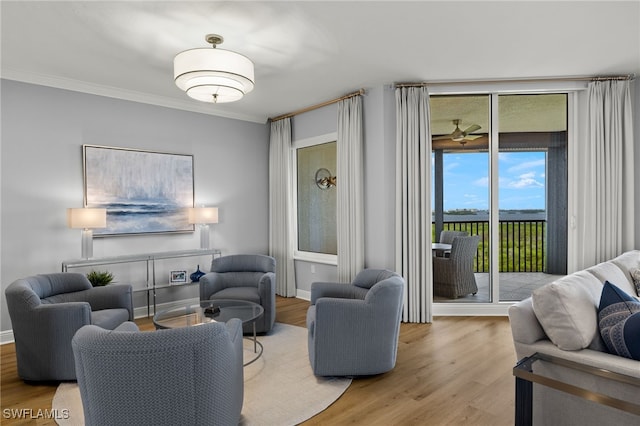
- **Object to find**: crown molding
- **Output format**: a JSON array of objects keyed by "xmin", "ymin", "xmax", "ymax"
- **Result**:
[{"xmin": 0, "ymin": 68, "xmax": 267, "ymax": 124}]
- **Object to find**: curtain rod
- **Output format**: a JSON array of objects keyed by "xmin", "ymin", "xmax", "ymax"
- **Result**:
[
  {"xmin": 269, "ymin": 88, "xmax": 365, "ymax": 122},
  {"xmin": 394, "ymin": 74, "xmax": 636, "ymax": 88}
]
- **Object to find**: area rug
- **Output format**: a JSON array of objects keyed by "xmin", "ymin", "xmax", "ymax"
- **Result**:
[{"xmin": 53, "ymin": 323, "xmax": 351, "ymax": 426}]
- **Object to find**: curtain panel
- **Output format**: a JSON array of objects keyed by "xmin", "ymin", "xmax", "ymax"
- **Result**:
[
  {"xmin": 579, "ymin": 80, "xmax": 635, "ymax": 267},
  {"xmin": 395, "ymin": 86, "xmax": 433, "ymax": 323},
  {"xmin": 336, "ymin": 96, "xmax": 365, "ymax": 282},
  {"xmin": 268, "ymin": 118, "xmax": 296, "ymax": 297}
]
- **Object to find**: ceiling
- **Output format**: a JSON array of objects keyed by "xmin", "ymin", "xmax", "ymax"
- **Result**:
[{"xmin": 2, "ymin": 1, "xmax": 639, "ymax": 124}]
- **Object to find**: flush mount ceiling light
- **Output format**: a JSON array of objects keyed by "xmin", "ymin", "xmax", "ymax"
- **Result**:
[{"xmin": 174, "ymin": 34, "xmax": 255, "ymax": 103}]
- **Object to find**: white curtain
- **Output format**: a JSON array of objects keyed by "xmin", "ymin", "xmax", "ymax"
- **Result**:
[
  {"xmin": 337, "ymin": 96, "xmax": 365, "ymax": 282},
  {"xmin": 269, "ymin": 118, "xmax": 296, "ymax": 297},
  {"xmin": 579, "ymin": 80, "xmax": 635, "ymax": 267},
  {"xmin": 395, "ymin": 86, "xmax": 432, "ymax": 323}
]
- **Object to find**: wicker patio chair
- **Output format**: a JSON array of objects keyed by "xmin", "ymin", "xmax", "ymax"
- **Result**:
[
  {"xmin": 433, "ymin": 235, "xmax": 480, "ymax": 298},
  {"xmin": 435, "ymin": 230, "xmax": 468, "ymax": 257}
]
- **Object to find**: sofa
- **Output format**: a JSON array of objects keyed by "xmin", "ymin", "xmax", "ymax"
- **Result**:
[{"xmin": 509, "ymin": 250, "xmax": 640, "ymax": 425}]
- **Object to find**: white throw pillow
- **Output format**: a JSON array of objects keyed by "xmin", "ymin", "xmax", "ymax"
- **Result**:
[
  {"xmin": 532, "ymin": 271, "xmax": 603, "ymax": 351},
  {"xmin": 587, "ymin": 261, "xmax": 636, "ymax": 296}
]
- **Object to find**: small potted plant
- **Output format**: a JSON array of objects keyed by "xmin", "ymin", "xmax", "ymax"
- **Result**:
[{"xmin": 86, "ymin": 270, "xmax": 114, "ymax": 287}]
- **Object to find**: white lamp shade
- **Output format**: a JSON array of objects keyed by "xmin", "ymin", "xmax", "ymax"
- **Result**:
[
  {"xmin": 67, "ymin": 208, "xmax": 107, "ymax": 229},
  {"xmin": 174, "ymin": 48, "xmax": 254, "ymax": 103},
  {"xmin": 188, "ymin": 207, "xmax": 219, "ymax": 224}
]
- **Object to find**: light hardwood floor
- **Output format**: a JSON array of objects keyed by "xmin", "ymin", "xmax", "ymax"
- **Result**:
[{"xmin": 1, "ymin": 297, "xmax": 517, "ymax": 425}]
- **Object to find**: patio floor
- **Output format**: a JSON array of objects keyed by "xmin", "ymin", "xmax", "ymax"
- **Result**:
[{"xmin": 434, "ymin": 272, "xmax": 564, "ymax": 303}]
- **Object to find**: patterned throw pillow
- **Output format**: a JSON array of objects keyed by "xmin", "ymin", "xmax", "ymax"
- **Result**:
[
  {"xmin": 598, "ymin": 281, "xmax": 640, "ymax": 360},
  {"xmin": 630, "ymin": 268, "xmax": 640, "ymax": 296}
]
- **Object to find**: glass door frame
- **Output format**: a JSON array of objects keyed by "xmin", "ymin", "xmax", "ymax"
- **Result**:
[{"xmin": 429, "ymin": 81, "xmax": 585, "ymax": 316}]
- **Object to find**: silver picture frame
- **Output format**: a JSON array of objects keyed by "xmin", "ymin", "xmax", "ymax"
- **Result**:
[{"xmin": 83, "ymin": 144, "xmax": 194, "ymax": 236}]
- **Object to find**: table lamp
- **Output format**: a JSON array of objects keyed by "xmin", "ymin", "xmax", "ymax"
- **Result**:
[
  {"xmin": 188, "ymin": 207, "xmax": 219, "ymax": 249},
  {"xmin": 67, "ymin": 208, "xmax": 107, "ymax": 259}
]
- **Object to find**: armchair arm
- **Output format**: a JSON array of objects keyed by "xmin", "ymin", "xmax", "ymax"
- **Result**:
[
  {"xmin": 310, "ymin": 282, "xmax": 359, "ymax": 305},
  {"xmin": 17, "ymin": 302, "xmax": 93, "ymax": 380},
  {"xmin": 199, "ymin": 273, "xmax": 226, "ymax": 301},
  {"xmin": 83, "ymin": 284, "xmax": 134, "ymax": 320},
  {"xmin": 313, "ymin": 297, "xmax": 372, "ymax": 324},
  {"xmin": 432, "ymin": 256, "xmax": 453, "ymax": 277},
  {"xmin": 33, "ymin": 302, "xmax": 92, "ymax": 331},
  {"xmin": 258, "ymin": 272, "xmax": 276, "ymax": 328}
]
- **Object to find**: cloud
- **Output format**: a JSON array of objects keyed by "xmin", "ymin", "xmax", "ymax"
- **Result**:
[
  {"xmin": 507, "ymin": 159, "xmax": 546, "ymax": 173},
  {"xmin": 473, "ymin": 176, "xmax": 489, "ymax": 187},
  {"xmin": 507, "ymin": 173, "xmax": 544, "ymax": 189}
]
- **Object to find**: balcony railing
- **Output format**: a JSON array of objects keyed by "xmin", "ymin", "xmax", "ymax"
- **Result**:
[{"xmin": 435, "ymin": 220, "xmax": 547, "ymax": 273}]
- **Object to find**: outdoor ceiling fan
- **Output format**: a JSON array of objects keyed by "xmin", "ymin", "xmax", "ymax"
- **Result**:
[{"xmin": 433, "ymin": 119, "xmax": 482, "ymax": 145}]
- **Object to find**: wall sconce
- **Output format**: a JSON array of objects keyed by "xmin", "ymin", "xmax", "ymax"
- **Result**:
[
  {"xmin": 188, "ymin": 207, "xmax": 219, "ymax": 249},
  {"xmin": 67, "ymin": 208, "xmax": 107, "ymax": 259},
  {"xmin": 315, "ymin": 168, "xmax": 337, "ymax": 190}
]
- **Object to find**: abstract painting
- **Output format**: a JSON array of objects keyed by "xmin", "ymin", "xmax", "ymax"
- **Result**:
[{"xmin": 83, "ymin": 145, "xmax": 194, "ymax": 236}]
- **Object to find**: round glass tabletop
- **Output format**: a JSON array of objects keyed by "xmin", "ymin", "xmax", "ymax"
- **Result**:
[{"xmin": 153, "ymin": 299, "xmax": 264, "ymax": 329}]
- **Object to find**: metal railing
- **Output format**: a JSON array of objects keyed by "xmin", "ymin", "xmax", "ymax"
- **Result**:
[{"xmin": 436, "ymin": 220, "xmax": 547, "ymax": 273}]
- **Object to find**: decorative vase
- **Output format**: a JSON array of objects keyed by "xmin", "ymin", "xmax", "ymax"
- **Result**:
[{"xmin": 190, "ymin": 265, "xmax": 205, "ymax": 282}]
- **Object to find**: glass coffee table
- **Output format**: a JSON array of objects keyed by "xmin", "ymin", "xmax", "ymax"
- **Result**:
[{"xmin": 153, "ymin": 299, "xmax": 264, "ymax": 366}]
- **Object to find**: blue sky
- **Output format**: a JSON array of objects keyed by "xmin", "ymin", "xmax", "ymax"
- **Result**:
[{"xmin": 433, "ymin": 151, "xmax": 546, "ymax": 211}]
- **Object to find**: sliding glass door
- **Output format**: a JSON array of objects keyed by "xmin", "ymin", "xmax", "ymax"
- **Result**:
[{"xmin": 430, "ymin": 92, "xmax": 568, "ymax": 306}]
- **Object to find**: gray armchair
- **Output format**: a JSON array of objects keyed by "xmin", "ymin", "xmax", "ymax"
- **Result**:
[
  {"xmin": 72, "ymin": 319, "xmax": 243, "ymax": 426},
  {"xmin": 200, "ymin": 254, "xmax": 276, "ymax": 334},
  {"xmin": 306, "ymin": 269, "xmax": 405, "ymax": 376},
  {"xmin": 5, "ymin": 272, "xmax": 133, "ymax": 381},
  {"xmin": 435, "ymin": 230, "xmax": 468, "ymax": 257},
  {"xmin": 433, "ymin": 235, "xmax": 481, "ymax": 298}
]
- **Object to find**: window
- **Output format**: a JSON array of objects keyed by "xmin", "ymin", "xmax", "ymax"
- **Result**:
[{"xmin": 293, "ymin": 133, "xmax": 337, "ymax": 263}]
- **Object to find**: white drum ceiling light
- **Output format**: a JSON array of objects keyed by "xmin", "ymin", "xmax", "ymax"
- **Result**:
[{"xmin": 174, "ymin": 34, "xmax": 255, "ymax": 103}]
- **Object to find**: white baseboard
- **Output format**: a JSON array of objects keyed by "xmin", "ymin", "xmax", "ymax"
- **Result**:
[
  {"xmin": 0, "ymin": 329, "xmax": 14, "ymax": 345},
  {"xmin": 433, "ymin": 302, "xmax": 510, "ymax": 316},
  {"xmin": 296, "ymin": 289, "xmax": 311, "ymax": 301}
]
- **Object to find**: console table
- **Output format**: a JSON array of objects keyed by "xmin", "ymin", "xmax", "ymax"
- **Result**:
[{"xmin": 62, "ymin": 249, "xmax": 222, "ymax": 316}]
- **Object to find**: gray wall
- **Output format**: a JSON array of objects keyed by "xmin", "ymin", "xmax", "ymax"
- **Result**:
[{"xmin": 1, "ymin": 80, "xmax": 269, "ymax": 332}]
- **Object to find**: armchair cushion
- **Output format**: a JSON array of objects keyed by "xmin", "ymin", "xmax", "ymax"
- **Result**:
[{"xmin": 598, "ymin": 281, "xmax": 640, "ymax": 360}]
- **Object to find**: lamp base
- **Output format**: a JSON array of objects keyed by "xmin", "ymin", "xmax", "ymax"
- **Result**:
[
  {"xmin": 199, "ymin": 224, "xmax": 211, "ymax": 250},
  {"xmin": 81, "ymin": 229, "xmax": 94, "ymax": 259}
]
